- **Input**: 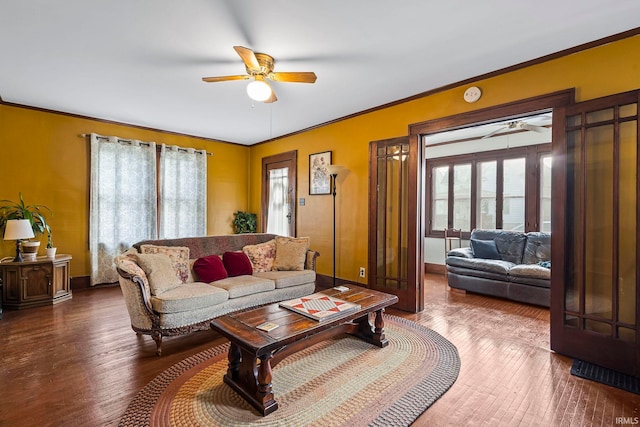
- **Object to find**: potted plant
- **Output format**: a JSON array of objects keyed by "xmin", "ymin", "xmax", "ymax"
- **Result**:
[
  {"xmin": 0, "ymin": 193, "xmax": 52, "ymax": 258},
  {"xmin": 46, "ymin": 230, "xmax": 56, "ymax": 258},
  {"xmin": 233, "ymin": 211, "xmax": 257, "ymax": 234}
]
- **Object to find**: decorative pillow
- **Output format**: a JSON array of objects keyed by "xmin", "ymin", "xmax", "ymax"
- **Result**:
[
  {"xmin": 140, "ymin": 244, "xmax": 191, "ymax": 283},
  {"xmin": 470, "ymin": 239, "xmax": 501, "ymax": 260},
  {"xmin": 223, "ymin": 251, "xmax": 253, "ymax": 277},
  {"xmin": 273, "ymin": 236, "xmax": 310, "ymax": 271},
  {"xmin": 193, "ymin": 255, "xmax": 228, "ymax": 283},
  {"xmin": 134, "ymin": 253, "xmax": 182, "ymax": 295},
  {"xmin": 242, "ymin": 239, "xmax": 276, "ymax": 273}
]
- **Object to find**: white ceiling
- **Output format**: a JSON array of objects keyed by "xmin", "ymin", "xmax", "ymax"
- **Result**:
[{"xmin": 1, "ymin": 1, "xmax": 639, "ymax": 145}]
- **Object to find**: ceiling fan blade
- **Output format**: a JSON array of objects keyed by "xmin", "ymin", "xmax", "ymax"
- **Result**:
[
  {"xmin": 202, "ymin": 75, "xmax": 249, "ymax": 83},
  {"xmin": 233, "ymin": 46, "xmax": 260, "ymax": 70},
  {"xmin": 521, "ymin": 123, "xmax": 547, "ymax": 133},
  {"xmin": 270, "ymin": 71, "xmax": 317, "ymax": 83},
  {"xmin": 481, "ymin": 126, "xmax": 506, "ymax": 139}
]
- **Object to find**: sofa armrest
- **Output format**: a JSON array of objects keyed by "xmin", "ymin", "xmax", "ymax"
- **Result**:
[
  {"xmin": 305, "ymin": 250, "xmax": 320, "ymax": 271},
  {"xmin": 447, "ymin": 247, "xmax": 474, "ymax": 259}
]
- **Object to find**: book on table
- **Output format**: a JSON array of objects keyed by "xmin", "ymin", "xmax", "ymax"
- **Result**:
[{"xmin": 279, "ymin": 292, "xmax": 361, "ymax": 322}]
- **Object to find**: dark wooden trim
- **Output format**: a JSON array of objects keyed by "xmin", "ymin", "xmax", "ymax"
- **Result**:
[
  {"xmin": 0, "ymin": 100, "xmax": 243, "ymax": 146},
  {"xmin": 69, "ymin": 275, "xmax": 120, "ymax": 291},
  {"xmin": 425, "ymin": 263, "xmax": 446, "ymax": 275},
  {"xmin": 256, "ymin": 29, "xmax": 639, "ymax": 146},
  {"xmin": 260, "ymin": 151, "xmax": 297, "ymax": 235},
  {"xmin": 410, "ymin": 90, "xmax": 575, "ymax": 136},
  {"xmin": 314, "ymin": 273, "xmax": 356, "ymax": 290}
]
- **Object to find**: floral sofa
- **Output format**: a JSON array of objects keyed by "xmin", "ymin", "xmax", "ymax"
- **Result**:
[
  {"xmin": 445, "ymin": 229, "xmax": 550, "ymax": 307},
  {"xmin": 114, "ymin": 233, "xmax": 318, "ymax": 355}
]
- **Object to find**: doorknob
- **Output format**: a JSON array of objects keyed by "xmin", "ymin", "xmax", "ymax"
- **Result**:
[{"xmin": 286, "ymin": 212, "xmax": 292, "ymax": 224}]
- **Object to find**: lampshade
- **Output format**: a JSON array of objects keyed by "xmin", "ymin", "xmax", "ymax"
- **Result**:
[
  {"xmin": 3, "ymin": 219, "xmax": 35, "ymax": 240},
  {"xmin": 246, "ymin": 79, "xmax": 272, "ymax": 102},
  {"xmin": 325, "ymin": 165, "xmax": 344, "ymax": 176}
]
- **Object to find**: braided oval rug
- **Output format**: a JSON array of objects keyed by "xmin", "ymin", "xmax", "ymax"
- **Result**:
[{"xmin": 119, "ymin": 315, "xmax": 460, "ymax": 427}]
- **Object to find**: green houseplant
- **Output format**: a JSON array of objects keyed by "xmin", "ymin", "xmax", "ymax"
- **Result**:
[
  {"xmin": 0, "ymin": 193, "xmax": 53, "ymax": 257},
  {"xmin": 233, "ymin": 211, "xmax": 257, "ymax": 234}
]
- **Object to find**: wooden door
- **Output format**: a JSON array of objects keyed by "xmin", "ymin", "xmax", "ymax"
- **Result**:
[
  {"xmin": 551, "ymin": 90, "xmax": 640, "ymax": 375},
  {"xmin": 261, "ymin": 151, "xmax": 297, "ymax": 236},
  {"xmin": 368, "ymin": 136, "xmax": 424, "ymax": 312}
]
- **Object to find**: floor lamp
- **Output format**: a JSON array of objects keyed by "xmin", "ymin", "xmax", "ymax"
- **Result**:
[{"xmin": 325, "ymin": 165, "xmax": 343, "ymax": 287}]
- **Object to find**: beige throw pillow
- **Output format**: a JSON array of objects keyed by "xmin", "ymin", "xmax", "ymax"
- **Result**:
[
  {"xmin": 273, "ymin": 236, "xmax": 310, "ymax": 271},
  {"xmin": 140, "ymin": 244, "xmax": 191, "ymax": 283},
  {"xmin": 243, "ymin": 239, "xmax": 276, "ymax": 273},
  {"xmin": 135, "ymin": 253, "xmax": 182, "ymax": 295}
]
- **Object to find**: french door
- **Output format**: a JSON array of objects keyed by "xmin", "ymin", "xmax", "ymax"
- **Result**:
[
  {"xmin": 551, "ymin": 90, "xmax": 640, "ymax": 375},
  {"xmin": 261, "ymin": 151, "xmax": 297, "ymax": 236},
  {"xmin": 368, "ymin": 136, "xmax": 424, "ymax": 312}
]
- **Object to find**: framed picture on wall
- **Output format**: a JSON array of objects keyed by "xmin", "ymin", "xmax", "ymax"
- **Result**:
[{"xmin": 309, "ymin": 151, "xmax": 332, "ymax": 195}]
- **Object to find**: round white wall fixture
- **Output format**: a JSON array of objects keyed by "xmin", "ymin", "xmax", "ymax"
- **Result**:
[{"xmin": 463, "ymin": 86, "xmax": 482, "ymax": 103}]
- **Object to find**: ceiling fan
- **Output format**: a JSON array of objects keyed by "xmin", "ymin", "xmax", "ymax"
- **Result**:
[
  {"xmin": 481, "ymin": 120, "xmax": 548, "ymax": 139},
  {"xmin": 202, "ymin": 46, "xmax": 317, "ymax": 103}
]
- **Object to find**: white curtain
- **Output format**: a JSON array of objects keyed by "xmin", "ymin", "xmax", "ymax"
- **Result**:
[
  {"xmin": 266, "ymin": 167, "xmax": 290, "ymax": 236},
  {"xmin": 89, "ymin": 133, "xmax": 157, "ymax": 285},
  {"xmin": 159, "ymin": 144, "xmax": 207, "ymax": 239}
]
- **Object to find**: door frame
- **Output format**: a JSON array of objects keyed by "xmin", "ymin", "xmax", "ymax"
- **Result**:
[{"xmin": 261, "ymin": 151, "xmax": 297, "ymax": 235}]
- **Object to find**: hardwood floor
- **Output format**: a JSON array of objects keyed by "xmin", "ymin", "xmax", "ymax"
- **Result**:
[{"xmin": 1, "ymin": 274, "xmax": 638, "ymax": 426}]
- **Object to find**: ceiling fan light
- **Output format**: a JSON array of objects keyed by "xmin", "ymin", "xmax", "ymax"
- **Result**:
[{"xmin": 246, "ymin": 79, "xmax": 272, "ymax": 102}]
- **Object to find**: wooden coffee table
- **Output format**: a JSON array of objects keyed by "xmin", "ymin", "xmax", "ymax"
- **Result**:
[{"xmin": 210, "ymin": 285, "xmax": 398, "ymax": 415}]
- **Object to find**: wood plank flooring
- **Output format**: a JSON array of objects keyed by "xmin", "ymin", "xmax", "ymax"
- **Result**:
[{"xmin": 0, "ymin": 274, "xmax": 638, "ymax": 426}]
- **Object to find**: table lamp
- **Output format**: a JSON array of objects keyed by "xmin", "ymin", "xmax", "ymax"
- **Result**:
[{"xmin": 4, "ymin": 219, "xmax": 35, "ymax": 262}]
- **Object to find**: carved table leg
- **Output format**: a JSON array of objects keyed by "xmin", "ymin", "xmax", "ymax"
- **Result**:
[
  {"xmin": 256, "ymin": 354, "xmax": 278, "ymax": 415},
  {"xmin": 227, "ymin": 342, "xmax": 241, "ymax": 380},
  {"xmin": 351, "ymin": 308, "xmax": 389, "ymax": 348},
  {"xmin": 223, "ymin": 344, "xmax": 279, "ymax": 416}
]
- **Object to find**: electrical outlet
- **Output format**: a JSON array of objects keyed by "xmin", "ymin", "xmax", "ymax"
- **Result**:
[{"xmin": 359, "ymin": 267, "xmax": 366, "ymax": 278}]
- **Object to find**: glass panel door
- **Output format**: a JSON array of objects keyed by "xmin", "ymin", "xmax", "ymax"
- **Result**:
[{"xmin": 552, "ymin": 92, "xmax": 639, "ymax": 376}]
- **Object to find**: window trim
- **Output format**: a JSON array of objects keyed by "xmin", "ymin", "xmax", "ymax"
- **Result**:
[{"xmin": 426, "ymin": 144, "xmax": 551, "ymax": 238}]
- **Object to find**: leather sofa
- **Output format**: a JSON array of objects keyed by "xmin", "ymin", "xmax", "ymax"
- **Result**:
[
  {"xmin": 445, "ymin": 229, "xmax": 550, "ymax": 307},
  {"xmin": 114, "ymin": 233, "xmax": 318, "ymax": 355}
]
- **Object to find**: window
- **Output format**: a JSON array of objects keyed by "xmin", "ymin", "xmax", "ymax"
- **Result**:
[
  {"xmin": 90, "ymin": 134, "xmax": 207, "ymax": 285},
  {"xmin": 426, "ymin": 145, "xmax": 551, "ymax": 237}
]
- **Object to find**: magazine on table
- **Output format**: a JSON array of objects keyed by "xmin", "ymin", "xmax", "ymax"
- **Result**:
[{"xmin": 279, "ymin": 292, "xmax": 360, "ymax": 322}]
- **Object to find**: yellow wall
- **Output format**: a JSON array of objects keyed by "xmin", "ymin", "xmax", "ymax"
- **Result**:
[
  {"xmin": 249, "ymin": 34, "xmax": 640, "ymax": 282},
  {"xmin": 2, "ymin": 34, "xmax": 639, "ymax": 282},
  {"xmin": 0, "ymin": 105, "xmax": 250, "ymax": 277}
]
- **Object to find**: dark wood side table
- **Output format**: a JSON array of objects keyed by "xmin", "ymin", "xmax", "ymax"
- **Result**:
[{"xmin": 0, "ymin": 254, "xmax": 72, "ymax": 310}]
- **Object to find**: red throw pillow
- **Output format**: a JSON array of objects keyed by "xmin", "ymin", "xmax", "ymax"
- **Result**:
[
  {"xmin": 223, "ymin": 251, "xmax": 253, "ymax": 277},
  {"xmin": 193, "ymin": 255, "xmax": 228, "ymax": 283}
]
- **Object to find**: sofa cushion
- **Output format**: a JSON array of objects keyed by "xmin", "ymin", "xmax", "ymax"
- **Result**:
[
  {"xmin": 253, "ymin": 270, "xmax": 316, "ymax": 289},
  {"xmin": 522, "ymin": 232, "xmax": 551, "ymax": 265},
  {"xmin": 243, "ymin": 239, "xmax": 276, "ymax": 272},
  {"xmin": 211, "ymin": 275, "xmax": 275, "ymax": 298},
  {"xmin": 223, "ymin": 251, "xmax": 253, "ymax": 276},
  {"xmin": 193, "ymin": 255, "xmax": 228, "ymax": 283},
  {"xmin": 135, "ymin": 253, "xmax": 182, "ymax": 295},
  {"xmin": 493, "ymin": 231, "xmax": 527, "ymax": 264},
  {"xmin": 150, "ymin": 282, "xmax": 229, "ymax": 313},
  {"xmin": 114, "ymin": 248, "xmax": 150, "ymax": 288},
  {"xmin": 446, "ymin": 256, "xmax": 515, "ymax": 275},
  {"xmin": 471, "ymin": 239, "xmax": 501, "ymax": 260},
  {"xmin": 140, "ymin": 244, "xmax": 192, "ymax": 283},
  {"xmin": 509, "ymin": 264, "xmax": 551, "ymax": 280},
  {"xmin": 273, "ymin": 236, "xmax": 310, "ymax": 271}
]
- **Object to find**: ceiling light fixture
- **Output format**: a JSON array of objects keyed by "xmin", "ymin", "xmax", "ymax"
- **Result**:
[{"xmin": 246, "ymin": 76, "xmax": 272, "ymax": 102}]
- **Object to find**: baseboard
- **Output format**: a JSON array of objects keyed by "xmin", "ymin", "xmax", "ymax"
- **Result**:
[
  {"xmin": 70, "ymin": 275, "xmax": 119, "ymax": 291},
  {"xmin": 315, "ymin": 273, "xmax": 367, "ymax": 290},
  {"xmin": 425, "ymin": 263, "xmax": 446, "ymax": 275}
]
